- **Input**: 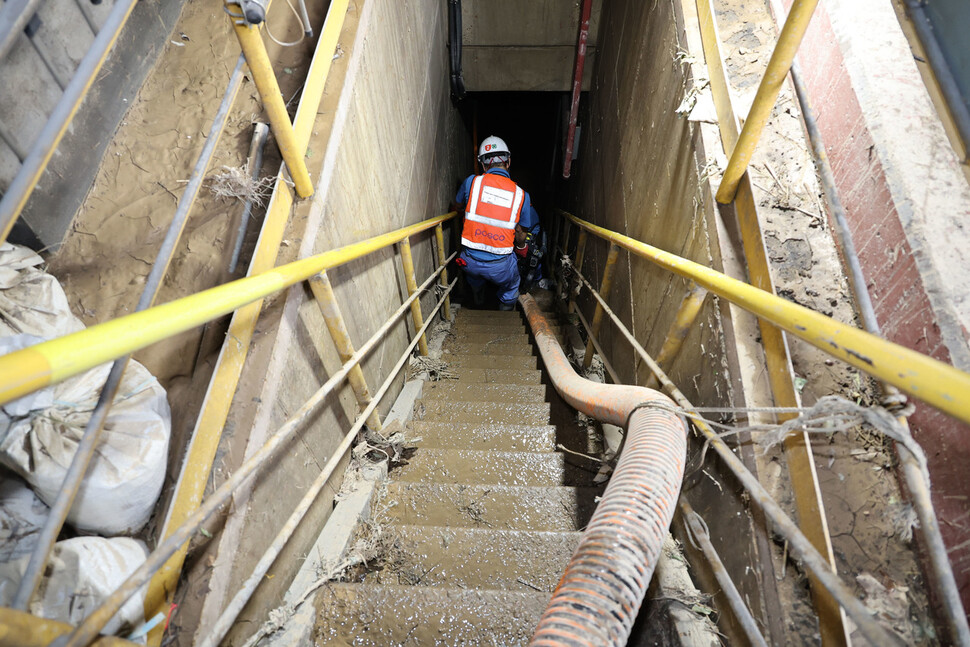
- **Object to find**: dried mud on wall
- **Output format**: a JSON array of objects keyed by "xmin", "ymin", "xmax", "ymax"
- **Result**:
[{"xmin": 710, "ymin": 1, "xmax": 936, "ymax": 641}]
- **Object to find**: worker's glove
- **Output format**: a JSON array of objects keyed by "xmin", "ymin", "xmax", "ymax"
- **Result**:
[{"xmin": 514, "ymin": 243, "xmax": 529, "ymax": 259}]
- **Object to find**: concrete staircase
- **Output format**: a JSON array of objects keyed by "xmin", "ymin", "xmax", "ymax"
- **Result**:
[{"xmin": 315, "ymin": 308, "xmax": 597, "ymax": 645}]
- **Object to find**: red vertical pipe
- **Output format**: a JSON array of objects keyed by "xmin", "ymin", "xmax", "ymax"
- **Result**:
[{"xmin": 563, "ymin": 0, "xmax": 593, "ymax": 179}]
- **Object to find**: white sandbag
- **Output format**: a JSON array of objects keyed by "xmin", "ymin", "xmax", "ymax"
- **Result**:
[
  {"xmin": 0, "ymin": 335, "xmax": 53, "ymax": 418},
  {"xmin": 0, "ymin": 242, "xmax": 85, "ymax": 338},
  {"xmin": 0, "ymin": 474, "xmax": 49, "ymax": 563},
  {"xmin": 0, "ymin": 356, "xmax": 171, "ymax": 535},
  {"xmin": 0, "ymin": 536, "xmax": 148, "ymax": 635}
]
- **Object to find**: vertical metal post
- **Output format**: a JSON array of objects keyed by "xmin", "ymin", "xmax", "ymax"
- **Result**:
[
  {"xmin": 308, "ymin": 271, "xmax": 382, "ymax": 431},
  {"xmin": 551, "ymin": 214, "xmax": 562, "ymax": 264},
  {"xmin": 645, "ymin": 284, "xmax": 708, "ymax": 389},
  {"xmin": 582, "ymin": 243, "xmax": 619, "ymax": 369},
  {"xmin": 568, "ymin": 229, "xmax": 588, "ymax": 313},
  {"xmin": 434, "ymin": 224, "xmax": 452, "ymax": 321},
  {"xmin": 399, "ymin": 237, "xmax": 430, "ymax": 356},
  {"xmin": 229, "ymin": 7, "xmax": 314, "ymax": 198},
  {"xmin": 715, "ymin": 0, "xmax": 820, "ymax": 203}
]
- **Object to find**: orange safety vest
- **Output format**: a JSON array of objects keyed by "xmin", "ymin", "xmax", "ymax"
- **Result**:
[{"xmin": 461, "ymin": 173, "xmax": 524, "ymax": 255}]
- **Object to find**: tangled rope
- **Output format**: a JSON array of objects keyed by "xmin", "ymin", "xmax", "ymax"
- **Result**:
[{"xmin": 634, "ymin": 395, "xmax": 930, "ymax": 489}]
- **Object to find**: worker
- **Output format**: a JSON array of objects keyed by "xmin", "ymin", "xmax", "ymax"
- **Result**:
[{"xmin": 453, "ymin": 136, "xmax": 539, "ymax": 310}]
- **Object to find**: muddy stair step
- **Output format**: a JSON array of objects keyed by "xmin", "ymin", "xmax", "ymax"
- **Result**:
[
  {"xmin": 450, "ymin": 367, "xmax": 543, "ymax": 384},
  {"xmin": 446, "ymin": 330, "xmax": 533, "ymax": 344},
  {"xmin": 314, "ymin": 583, "xmax": 549, "ymax": 646},
  {"xmin": 442, "ymin": 341, "xmax": 534, "ymax": 356},
  {"xmin": 452, "ymin": 323, "xmax": 528, "ymax": 336},
  {"xmin": 408, "ymin": 422, "xmax": 557, "ymax": 452},
  {"xmin": 420, "ymin": 382, "xmax": 546, "ymax": 403},
  {"xmin": 383, "ymin": 482, "xmax": 598, "ymax": 531},
  {"xmin": 363, "ymin": 526, "xmax": 582, "ymax": 592},
  {"xmin": 392, "ymin": 448, "xmax": 576, "ymax": 486},
  {"xmin": 451, "ymin": 322, "xmax": 562, "ymax": 339},
  {"xmin": 444, "ymin": 354, "xmax": 538, "ymax": 370},
  {"xmin": 414, "ymin": 400, "xmax": 549, "ymax": 424},
  {"xmin": 455, "ymin": 310, "xmax": 525, "ymax": 321}
]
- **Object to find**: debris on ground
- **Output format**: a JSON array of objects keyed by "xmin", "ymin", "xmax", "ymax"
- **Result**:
[
  {"xmin": 352, "ymin": 419, "xmax": 417, "ymax": 465},
  {"xmin": 206, "ymin": 164, "xmax": 274, "ymax": 205},
  {"xmin": 406, "ymin": 356, "xmax": 457, "ymax": 382},
  {"xmin": 854, "ymin": 572, "xmax": 918, "ymax": 644},
  {"xmin": 241, "ymin": 488, "xmax": 400, "ymax": 647}
]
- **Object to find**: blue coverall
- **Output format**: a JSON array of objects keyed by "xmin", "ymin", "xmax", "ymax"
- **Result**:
[{"xmin": 455, "ymin": 168, "xmax": 539, "ymax": 306}]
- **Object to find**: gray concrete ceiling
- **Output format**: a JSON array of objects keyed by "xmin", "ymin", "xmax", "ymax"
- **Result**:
[{"xmin": 460, "ymin": 0, "xmax": 603, "ymax": 92}]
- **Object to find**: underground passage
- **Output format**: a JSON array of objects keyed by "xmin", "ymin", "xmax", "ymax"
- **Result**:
[{"xmin": 1, "ymin": 0, "xmax": 969, "ymax": 645}]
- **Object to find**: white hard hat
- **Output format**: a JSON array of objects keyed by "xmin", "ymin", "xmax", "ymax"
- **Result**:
[{"xmin": 478, "ymin": 136, "xmax": 510, "ymax": 165}]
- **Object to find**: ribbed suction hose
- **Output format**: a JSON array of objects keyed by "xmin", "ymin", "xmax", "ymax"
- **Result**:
[{"xmin": 520, "ymin": 295, "xmax": 688, "ymax": 646}]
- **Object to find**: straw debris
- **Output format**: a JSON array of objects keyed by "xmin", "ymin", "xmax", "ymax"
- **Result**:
[{"xmin": 206, "ymin": 164, "xmax": 274, "ymax": 205}]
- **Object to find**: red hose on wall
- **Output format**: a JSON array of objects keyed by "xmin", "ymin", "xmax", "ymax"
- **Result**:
[{"xmin": 520, "ymin": 294, "xmax": 688, "ymax": 646}]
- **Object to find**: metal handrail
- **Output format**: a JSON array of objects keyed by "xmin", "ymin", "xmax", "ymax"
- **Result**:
[
  {"xmin": 0, "ymin": 212, "xmax": 458, "ymax": 406},
  {"xmin": 62, "ymin": 275, "xmax": 457, "ymax": 647},
  {"xmin": 0, "ymin": 0, "xmax": 138, "ymax": 244},
  {"xmin": 567, "ymin": 263, "xmax": 899, "ymax": 645},
  {"xmin": 200, "ymin": 266, "xmax": 455, "ymax": 647},
  {"xmin": 144, "ymin": 3, "xmax": 354, "ymax": 633},
  {"xmin": 0, "ymin": 211, "xmax": 457, "ymax": 644},
  {"xmin": 715, "ymin": 0, "xmax": 820, "ymax": 203},
  {"xmin": 10, "ymin": 54, "xmax": 248, "ymax": 612},
  {"xmin": 558, "ymin": 209, "xmax": 970, "ymax": 426}
]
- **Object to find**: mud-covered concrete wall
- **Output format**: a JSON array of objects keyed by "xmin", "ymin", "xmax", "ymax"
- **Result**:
[
  {"xmin": 566, "ymin": 0, "xmax": 725, "ymax": 405},
  {"xmin": 790, "ymin": 0, "xmax": 970, "ymax": 612},
  {"xmin": 187, "ymin": 0, "xmax": 467, "ymax": 643},
  {"xmin": 562, "ymin": 0, "xmax": 780, "ymax": 641}
]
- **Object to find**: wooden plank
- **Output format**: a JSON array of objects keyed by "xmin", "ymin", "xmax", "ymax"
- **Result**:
[
  {"xmin": 0, "ymin": 33, "xmax": 60, "ymax": 155},
  {"xmin": 32, "ymin": 0, "xmax": 95, "ymax": 86}
]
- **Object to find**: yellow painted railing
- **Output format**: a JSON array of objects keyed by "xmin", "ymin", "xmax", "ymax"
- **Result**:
[
  {"xmin": 0, "ymin": 212, "xmax": 457, "ymax": 407},
  {"xmin": 559, "ymin": 209, "xmax": 970, "ymax": 426}
]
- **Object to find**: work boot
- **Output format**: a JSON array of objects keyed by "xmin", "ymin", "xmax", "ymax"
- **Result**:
[{"xmin": 498, "ymin": 301, "xmax": 514, "ymax": 311}]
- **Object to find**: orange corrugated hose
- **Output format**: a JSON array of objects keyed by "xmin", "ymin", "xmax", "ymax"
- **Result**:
[{"xmin": 520, "ymin": 294, "xmax": 688, "ymax": 646}]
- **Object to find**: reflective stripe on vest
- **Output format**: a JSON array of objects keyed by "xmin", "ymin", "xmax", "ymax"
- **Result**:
[{"xmin": 461, "ymin": 174, "xmax": 524, "ymax": 255}]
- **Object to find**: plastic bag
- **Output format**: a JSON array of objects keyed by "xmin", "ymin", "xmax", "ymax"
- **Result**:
[
  {"xmin": 0, "ymin": 243, "xmax": 85, "ymax": 338},
  {"xmin": 0, "ymin": 352, "xmax": 172, "ymax": 535},
  {"xmin": 0, "ymin": 474, "xmax": 49, "ymax": 563},
  {"xmin": 0, "ymin": 536, "xmax": 148, "ymax": 635}
]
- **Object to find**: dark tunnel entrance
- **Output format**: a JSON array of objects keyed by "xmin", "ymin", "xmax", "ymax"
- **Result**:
[{"xmin": 450, "ymin": 91, "xmax": 576, "ymax": 308}]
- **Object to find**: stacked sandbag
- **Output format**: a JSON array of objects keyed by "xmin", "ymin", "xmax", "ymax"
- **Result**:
[
  {"xmin": 0, "ymin": 242, "xmax": 85, "ymax": 338},
  {"xmin": 0, "ymin": 534, "xmax": 149, "ymax": 635},
  {"xmin": 0, "ymin": 476, "xmax": 48, "ymax": 564},
  {"xmin": 0, "ymin": 350, "xmax": 171, "ymax": 535},
  {"xmin": 0, "ymin": 243, "xmax": 171, "ymax": 635}
]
